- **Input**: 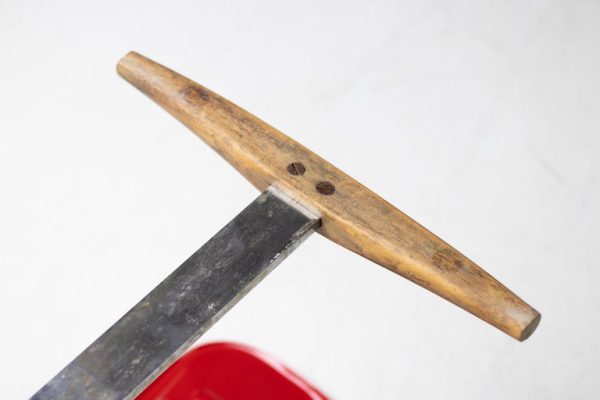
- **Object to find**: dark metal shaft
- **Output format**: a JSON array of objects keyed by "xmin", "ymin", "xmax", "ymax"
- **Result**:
[{"xmin": 32, "ymin": 188, "xmax": 319, "ymax": 400}]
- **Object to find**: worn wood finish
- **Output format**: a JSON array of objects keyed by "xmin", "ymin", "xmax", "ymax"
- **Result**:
[{"xmin": 117, "ymin": 52, "xmax": 540, "ymax": 341}]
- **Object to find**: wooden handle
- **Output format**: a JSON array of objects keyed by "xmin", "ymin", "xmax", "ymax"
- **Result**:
[{"xmin": 117, "ymin": 51, "xmax": 541, "ymax": 341}]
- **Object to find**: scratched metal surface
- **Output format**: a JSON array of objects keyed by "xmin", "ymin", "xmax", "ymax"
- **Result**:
[{"xmin": 31, "ymin": 188, "xmax": 319, "ymax": 400}]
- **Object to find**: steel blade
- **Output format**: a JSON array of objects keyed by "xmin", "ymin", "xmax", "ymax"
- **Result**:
[{"xmin": 32, "ymin": 187, "xmax": 319, "ymax": 400}]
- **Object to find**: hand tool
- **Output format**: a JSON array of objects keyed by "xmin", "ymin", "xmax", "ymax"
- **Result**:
[{"xmin": 32, "ymin": 52, "xmax": 540, "ymax": 399}]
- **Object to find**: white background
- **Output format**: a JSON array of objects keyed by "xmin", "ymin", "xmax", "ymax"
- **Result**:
[{"xmin": 1, "ymin": 1, "xmax": 599, "ymax": 398}]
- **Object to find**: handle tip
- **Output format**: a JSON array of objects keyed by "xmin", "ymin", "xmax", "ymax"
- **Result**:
[
  {"xmin": 518, "ymin": 311, "xmax": 541, "ymax": 341},
  {"xmin": 116, "ymin": 51, "xmax": 143, "ymax": 78},
  {"xmin": 117, "ymin": 50, "xmax": 147, "ymax": 80}
]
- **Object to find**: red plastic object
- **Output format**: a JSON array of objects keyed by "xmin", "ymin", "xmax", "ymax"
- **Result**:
[{"xmin": 137, "ymin": 342, "xmax": 328, "ymax": 400}]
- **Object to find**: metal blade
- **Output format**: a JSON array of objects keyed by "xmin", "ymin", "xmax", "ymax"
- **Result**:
[{"xmin": 32, "ymin": 187, "xmax": 320, "ymax": 400}]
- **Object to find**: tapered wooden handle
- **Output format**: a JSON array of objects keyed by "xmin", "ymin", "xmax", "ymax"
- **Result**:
[{"xmin": 117, "ymin": 51, "xmax": 540, "ymax": 341}]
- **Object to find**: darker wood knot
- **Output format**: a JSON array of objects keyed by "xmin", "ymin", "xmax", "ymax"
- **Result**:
[
  {"xmin": 432, "ymin": 248, "xmax": 484, "ymax": 279},
  {"xmin": 180, "ymin": 86, "xmax": 210, "ymax": 103},
  {"xmin": 287, "ymin": 162, "xmax": 305, "ymax": 176},
  {"xmin": 316, "ymin": 181, "xmax": 335, "ymax": 195},
  {"xmin": 432, "ymin": 248, "xmax": 463, "ymax": 273}
]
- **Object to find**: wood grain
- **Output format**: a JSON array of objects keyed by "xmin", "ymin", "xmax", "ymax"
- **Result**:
[{"xmin": 117, "ymin": 51, "xmax": 540, "ymax": 341}]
